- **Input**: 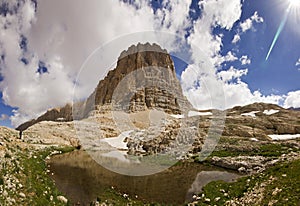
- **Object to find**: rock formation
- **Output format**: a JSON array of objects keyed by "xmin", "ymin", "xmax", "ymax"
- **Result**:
[
  {"xmin": 18, "ymin": 43, "xmax": 191, "ymax": 130},
  {"xmin": 80, "ymin": 42, "xmax": 191, "ymax": 118}
]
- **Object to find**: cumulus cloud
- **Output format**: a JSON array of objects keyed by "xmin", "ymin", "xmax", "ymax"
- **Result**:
[
  {"xmin": 232, "ymin": 34, "xmax": 241, "ymax": 44},
  {"xmin": 240, "ymin": 55, "xmax": 251, "ymax": 65},
  {"xmin": 224, "ymin": 51, "xmax": 238, "ymax": 62},
  {"xmin": 232, "ymin": 11, "xmax": 263, "ymax": 44},
  {"xmin": 181, "ymin": 1, "xmax": 283, "ymax": 110},
  {"xmin": 188, "ymin": 0, "xmax": 242, "ymax": 66},
  {"xmin": 283, "ymin": 90, "xmax": 300, "ymax": 108}
]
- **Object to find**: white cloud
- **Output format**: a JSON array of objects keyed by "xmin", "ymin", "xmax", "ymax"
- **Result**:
[
  {"xmin": 181, "ymin": 0, "xmax": 244, "ymax": 110},
  {"xmin": 222, "ymin": 85, "xmax": 283, "ymax": 109},
  {"xmin": 224, "ymin": 51, "xmax": 238, "ymax": 62},
  {"xmin": 181, "ymin": 2, "xmax": 283, "ymax": 110},
  {"xmin": 217, "ymin": 67, "xmax": 248, "ymax": 82},
  {"xmin": 296, "ymin": 58, "xmax": 300, "ymax": 66},
  {"xmin": 214, "ymin": 51, "xmax": 238, "ymax": 67},
  {"xmin": 240, "ymin": 11, "xmax": 264, "ymax": 32},
  {"xmin": 187, "ymin": 0, "xmax": 242, "ymax": 72},
  {"xmin": 283, "ymin": 90, "xmax": 300, "ymax": 108},
  {"xmin": 240, "ymin": 55, "xmax": 251, "ymax": 65},
  {"xmin": 232, "ymin": 11, "xmax": 263, "ymax": 44},
  {"xmin": 232, "ymin": 34, "xmax": 241, "ymax": 44}
]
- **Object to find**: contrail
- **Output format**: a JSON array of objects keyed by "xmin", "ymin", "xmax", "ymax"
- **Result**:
[{"xmin": 265, "ymin": 6, "xmax": 291, "ymax": 61}]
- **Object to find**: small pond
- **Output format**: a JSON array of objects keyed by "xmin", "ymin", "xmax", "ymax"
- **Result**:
[{"xmin": 48, "ymin": 150, "xmax": 240, "ymax": 205}]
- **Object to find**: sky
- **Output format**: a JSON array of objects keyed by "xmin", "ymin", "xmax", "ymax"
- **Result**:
[{"xmin": 0, "ymin": 0, "xmax": 299, "ymax": 128}]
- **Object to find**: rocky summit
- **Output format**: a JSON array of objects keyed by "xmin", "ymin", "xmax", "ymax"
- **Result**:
[{"xmin": 81, "ymin": 42, "xmax": 191, "ymax": 118}]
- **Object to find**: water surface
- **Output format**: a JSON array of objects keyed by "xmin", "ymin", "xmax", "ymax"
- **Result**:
[{"xmin": 48, "ymin": 150, "xmax": 240, "ymax": 205}]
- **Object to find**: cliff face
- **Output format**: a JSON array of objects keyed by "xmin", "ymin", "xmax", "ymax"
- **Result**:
[
  {"xmin": 95, "ymin": 43, "xmax": 176, "ymax": 106},
  {"xmin": 79, "ymin": 42, "xmax": 191, "ymax": 118}
]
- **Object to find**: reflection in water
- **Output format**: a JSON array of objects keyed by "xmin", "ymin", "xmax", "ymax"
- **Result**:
[{"xmin": 48, "ymin": 150, "xmax": 240, "ymax": 205}]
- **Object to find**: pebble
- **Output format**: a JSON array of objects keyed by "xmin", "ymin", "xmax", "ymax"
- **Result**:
[
  {"xmin": 238, "ymin": 167, "xmax": 246, "ymax": 173},
  {"xmin": 19, "ymin": 192, "xmax": 26, "ymax": 198},
  {"xmin": 3, "ymin": 190, "xmax": 8, "ymax": 197},
  {"xmin": 215, "ymin": 197, "xmax": 221, "ymax": 201},
  {"xmin": 57, "ymin": 195, "xmax": 68, "ymax": 203},
  {"xmin": 272, "ymin": 187, "xmax": 282, "ymax": 196},
  {"xmin": 204, "ymin": 198, "xmax": 211, "ymax": 202}
]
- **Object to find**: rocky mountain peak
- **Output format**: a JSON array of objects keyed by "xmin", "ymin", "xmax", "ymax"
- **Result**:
[{"xmin": 81, "ymin": 42, "xmax": 191, "ymax": 117}]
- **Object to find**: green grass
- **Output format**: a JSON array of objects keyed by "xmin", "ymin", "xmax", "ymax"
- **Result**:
[
  {"xmin": 19, "ymin": 148, "xmax": 71, "ymax": 205},
  {"xmin": 195, "ymin": 159, "xmax": 300, "ymax": 205}
]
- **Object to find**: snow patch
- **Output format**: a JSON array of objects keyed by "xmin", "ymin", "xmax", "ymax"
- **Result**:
[
  {"xmin": 170, "ymin": 114, "xmax": 185, "ymax": 119},
  {"xmin": 263, "ymin": 109, "xmax": 279, "ymax": 115},
  {"xmin": 268, "ymin": 134, "xmax": 300, "ymax": 140},
  {"xmin": 241, "ymin": 111, "xmax": 259, "ymax": 117},
  {"xmin": 188, "ymin": 111, "xmax": 213, "ymax": 117},
  {"xmin": 101, "ymin": 130, "xmax": 133, "ymax": 149},
  {"xmin": 250, "ymin": 138, "xmax": 259, "ymax": 142}
]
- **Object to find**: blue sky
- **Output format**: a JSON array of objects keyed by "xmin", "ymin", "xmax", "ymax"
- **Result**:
[{"xmin": 0, "ymin": 0, "xmax": 299, "ymax": 128}]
